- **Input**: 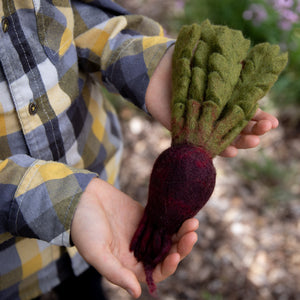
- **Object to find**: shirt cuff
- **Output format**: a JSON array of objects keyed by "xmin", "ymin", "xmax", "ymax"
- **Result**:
[{"xmin": 8, "ymin": 159, "xmax": 97, "ymax": 247}]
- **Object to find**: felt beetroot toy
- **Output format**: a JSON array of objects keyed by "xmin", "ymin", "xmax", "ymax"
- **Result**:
[{"xmin": 130, "ymin": 20, "xmax": 288, "ymax": 295}]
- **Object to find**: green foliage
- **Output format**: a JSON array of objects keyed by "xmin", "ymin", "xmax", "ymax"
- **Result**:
[{"xmin": 179, "ymin": 0, "xmax": 249, "ymax": 32}]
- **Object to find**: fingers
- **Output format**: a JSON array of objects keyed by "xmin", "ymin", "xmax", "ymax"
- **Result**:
[
  {"xmin": 252, "ymin": 108, "xmax": 279, "ymax": 128},
  {"xmin": 220, "ymin": 109, "xmax": 278, "ymax": 157},
  {"xmin": 93, "ymin": 246, "xmax": 142, "ymax": 299},
  {"xmin": 220, "ymin": 145, "xmax": 238, "ymax": 157},
  {"xmin": 242, "ymin": 120, "xmax": 272, "ymax": 135},
  {"xmin": 172, "ymin": 218, "xmax": 199, "ymax": 243},
  {"xmin": 153, "ymin": 253, "xmax": 181, "ymax": 283},
  {"xmin": 176, "ymin": 231, "xmax": 198, "ymax": 260},
  {"xmin": 153, "ymin": 232, "xmax": 198, "ymax": 281},
  {"xmin": 220, "ymin": 135, "xmax": 260, "ymax": 157},
  {"xmin": 172, "ymin": 218, "xmax": 199, "ymax": 259},
  {"xmin": 152, "ymin": 218, "xmax": 199, "ymax": 283},
  {"xmin": 166, "ymin": 220, "xmax": 199, "ymax": 268},
  {"xmin": 242, "ymin": 109, "xmax": 278, "ymax": 135},
  {"xmin": 233, "ymin": 134, "xmax": 260, "ymax": 149},
  {"xmin": 153, "ymin": 242, "xmax": 195, "ymax": 283}
]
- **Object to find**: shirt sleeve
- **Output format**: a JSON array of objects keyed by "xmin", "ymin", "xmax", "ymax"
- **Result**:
[
  {"xmin": 72, "ymin": 0, "xmax": 175, "ymax": 111},
  {"xmin": 0, "ymin": 155, "xmax": 97, "ymax": 247}
]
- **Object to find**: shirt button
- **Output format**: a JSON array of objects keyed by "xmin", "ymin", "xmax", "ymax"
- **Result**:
[
  {"xmin": 29, "ymin": 103, "xmax": 38, "ymax": 115},
  {"xmin": 2, "ymin": 18, "xmax": 9, "ymax": 33}
]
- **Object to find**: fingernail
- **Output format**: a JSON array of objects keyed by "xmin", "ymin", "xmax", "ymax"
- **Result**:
[{"xmin": 127, "ymin": 289, "xmax": 135, "ymax": 297}]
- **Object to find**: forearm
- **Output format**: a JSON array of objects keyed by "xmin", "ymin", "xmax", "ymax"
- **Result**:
[{"xmin": 145, "ymin": 45, "xmax": 174, "ymax": 130}]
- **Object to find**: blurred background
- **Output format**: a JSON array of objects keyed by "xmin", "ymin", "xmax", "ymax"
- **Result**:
[{"xmin": 104, "ymin": 1, "xmax": 300, "ymax": 299}]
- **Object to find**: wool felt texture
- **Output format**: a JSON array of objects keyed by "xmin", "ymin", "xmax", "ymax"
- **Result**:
[
  {"xmin": 130, "ymin": 144, "xmax": 216, "ymax": 295},
  {"xmin": 171, "ymin": 20, "xmax": 288, "ymax": 156},
  {"xmin": 130, "ymin": 20, "xmax": 288, "ymax": 295}
]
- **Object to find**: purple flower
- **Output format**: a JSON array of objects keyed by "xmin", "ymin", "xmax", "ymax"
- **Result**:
[
  {"xmin": 243, "ymin": 10, "xmax": 254, "ymax": 20},
  {"xmin": 243, "ymin": 4, "xmax": 268, "ymax": 25},
  {"xmin": 268, "ymin": 0, "xmax": 300, "ymax": 29},
  {"xmin": 280, "ymin": 8, "xmax": 299, "ymax": 22},
  {"xmin": 244, "ymin": 0, "xmax": 300, "ymax": 33},
  {"xmin": 175, "ymin": 0, "xmax": 185, "ymax": 11},
  {"xmin": 273, "ymin": 0, "xmax": 295, "ymax": 9}
]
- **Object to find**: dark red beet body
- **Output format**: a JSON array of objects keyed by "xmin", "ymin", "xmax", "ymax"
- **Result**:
[{"xmin": 130, "ymin": 143, "xmax": 216, "ymax": 294}]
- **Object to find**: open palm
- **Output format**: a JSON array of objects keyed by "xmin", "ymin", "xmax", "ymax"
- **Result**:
[{"xmin": 71, "ymin": 178, "xmax": 199, "ymax": 298}]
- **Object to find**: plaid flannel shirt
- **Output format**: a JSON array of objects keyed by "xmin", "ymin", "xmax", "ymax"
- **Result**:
[{"xmin": 0, "ymin": 1, "xmax": 174, "ymax": 299}]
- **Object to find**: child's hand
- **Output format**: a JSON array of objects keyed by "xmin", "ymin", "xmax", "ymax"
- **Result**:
[
  {"xmin": 71, "ymin": 178, "xmax": 199, "ymax": 298},
  {"xmin": 220, "ymin": 108, "xmax": 279, "ymax": 157}
]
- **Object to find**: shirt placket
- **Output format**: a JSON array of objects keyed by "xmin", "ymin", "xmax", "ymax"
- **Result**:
[{"xmin": 0, "ymin": 1, "xmax": 65, "ymax": 160}]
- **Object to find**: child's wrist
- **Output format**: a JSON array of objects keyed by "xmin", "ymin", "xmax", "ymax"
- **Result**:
[{"xmin": 145, "ymin": 45, "xmax": 174, "ymax": 130}]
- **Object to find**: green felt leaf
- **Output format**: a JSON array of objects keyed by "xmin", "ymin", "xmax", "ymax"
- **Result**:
[{"xmin": 171, "ymin": 21, "xmax": 288, "ymax": 157}]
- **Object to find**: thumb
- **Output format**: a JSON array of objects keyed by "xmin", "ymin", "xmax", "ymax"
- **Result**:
[{"xmin": 93, "ymin": 246, "xmax": 142, "ymax": 298}]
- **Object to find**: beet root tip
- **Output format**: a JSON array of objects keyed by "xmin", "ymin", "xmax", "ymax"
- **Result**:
[
  {"xmin": 130, "ymin": 212, "xmax": 173, "ymax": 295},
  {"xmin": 144, "ymin": 264, "xmax": 158, "ymax": 297}
]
